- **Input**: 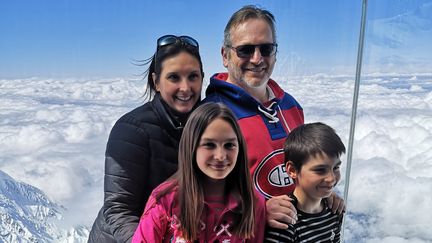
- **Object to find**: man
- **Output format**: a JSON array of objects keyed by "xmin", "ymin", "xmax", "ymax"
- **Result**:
[{"xmin": 204, "ymin": 5, "xmax": 344, "ymax": 229}]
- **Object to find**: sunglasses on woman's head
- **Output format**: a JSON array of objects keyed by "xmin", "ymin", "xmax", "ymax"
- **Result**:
[
  {"xmin": 157, "ymin": 35, "xmax": 199, "ymax": 49},
  {"xmin": 226, "ymin": 43, "xmax": 277, "ymax": 58}
]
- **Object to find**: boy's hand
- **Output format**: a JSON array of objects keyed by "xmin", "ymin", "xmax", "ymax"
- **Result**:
[
  {"xmin": 326, "ymin": 191, "xmax": 346, "ymax": 214},
  {"xmin": 266, "ymin": 195, "xmax": 298, "ymax": 229}
]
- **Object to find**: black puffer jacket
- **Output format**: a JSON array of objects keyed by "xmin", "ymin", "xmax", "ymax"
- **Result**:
[{"xmin": 88, "ymin": 94, "xmax": 185, "ymax": 243}]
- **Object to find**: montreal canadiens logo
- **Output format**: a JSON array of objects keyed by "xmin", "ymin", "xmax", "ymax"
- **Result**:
[{"xmin": 253, "ymin": 149, "xmax": 295, "ymax": 198}]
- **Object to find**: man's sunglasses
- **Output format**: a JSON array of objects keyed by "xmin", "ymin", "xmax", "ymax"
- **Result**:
[
  {"xmin": 226, "ymin": 43, "xmax": 277, "ymax": 58},
  {"xmin": 157, "ymin": 35, "xmax": 199, "ymax": 49}
]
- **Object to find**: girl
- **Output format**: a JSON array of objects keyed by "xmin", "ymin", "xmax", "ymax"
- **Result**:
[
  {"xmin": 88, "ymin": 35, "xmax": 204, "ymax": 242},
  {"xmin": 132, "ymin": 102, "xmax": 266, "ymax": 242}
]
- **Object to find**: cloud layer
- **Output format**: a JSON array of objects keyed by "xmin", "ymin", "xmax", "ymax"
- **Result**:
[{"xmin": 1, "ymin": 74, "xmax": 431, "ymax": 242}]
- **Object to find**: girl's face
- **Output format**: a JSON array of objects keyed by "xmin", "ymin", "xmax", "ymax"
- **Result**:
[
  {"xmin": 196, "ymin": 118, "xmax": 239, "ymax": 180},
  {"xmin": 154, "ymin": 51, "xmax": 203, "ymax": 114}
]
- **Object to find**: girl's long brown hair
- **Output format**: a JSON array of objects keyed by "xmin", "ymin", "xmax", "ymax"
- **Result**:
[{"xmin": 158, "ymin": 102, "xmax": 256, "ymax": 241}]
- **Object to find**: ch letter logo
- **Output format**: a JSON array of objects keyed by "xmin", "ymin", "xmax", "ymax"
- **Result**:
[{"xmin": 253, "ymin": 149, "xmax": 294, "ymax": 198}]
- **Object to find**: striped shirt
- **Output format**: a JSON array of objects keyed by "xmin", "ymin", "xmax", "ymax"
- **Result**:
[{"xmin": 264, "ymin": 196, "xmax": 343, "ymax": 243}]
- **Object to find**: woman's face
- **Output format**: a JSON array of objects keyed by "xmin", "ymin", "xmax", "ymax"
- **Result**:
[{"xmin": 154, "ymin": 51, "xmax": 203, "ymax": 114}]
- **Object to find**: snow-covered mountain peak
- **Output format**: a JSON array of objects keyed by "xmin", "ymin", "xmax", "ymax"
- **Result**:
[{"xmin": 0, "ymin": 170, "xmax": 89, "ymax": 242}]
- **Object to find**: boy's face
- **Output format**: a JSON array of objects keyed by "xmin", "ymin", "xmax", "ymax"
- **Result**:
[{"xmin": 287, "ymin": 153, "xmax": 342, "ymax": 200}]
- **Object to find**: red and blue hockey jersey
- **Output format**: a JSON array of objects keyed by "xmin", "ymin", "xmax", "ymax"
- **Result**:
[{"xmin": 204, "ymin": 73, "xmax": 304, "ymax": 198}]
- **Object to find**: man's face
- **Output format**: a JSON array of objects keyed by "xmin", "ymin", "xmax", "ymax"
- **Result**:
[{"xmin": 223, "ymin": 18, "xmax": 276, "ymax": 90}]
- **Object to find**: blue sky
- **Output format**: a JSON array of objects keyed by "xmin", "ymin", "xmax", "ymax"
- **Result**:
[{"xmin": 1, "ymin": 0, "xmax": 431, "ymax": 78}]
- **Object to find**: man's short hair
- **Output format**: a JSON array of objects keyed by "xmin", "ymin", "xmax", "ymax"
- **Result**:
[{"xmin": 223, "ymin": 5, "xmax": 277, "ymax": 47}]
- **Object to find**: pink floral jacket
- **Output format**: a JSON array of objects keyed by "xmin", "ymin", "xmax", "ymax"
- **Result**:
[{"xmin": 132, "ymin": 181, "xmax": 266, "ymax": 243}]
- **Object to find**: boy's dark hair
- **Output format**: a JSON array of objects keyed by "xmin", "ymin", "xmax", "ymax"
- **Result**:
[{"xmin": 284, "ymin": 122, "xmax": 346, "ymax": 171}]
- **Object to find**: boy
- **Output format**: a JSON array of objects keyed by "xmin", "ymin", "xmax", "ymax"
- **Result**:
[{"xmin": 265, "ymin": 122, "xmax": 346, "ymax": 242}]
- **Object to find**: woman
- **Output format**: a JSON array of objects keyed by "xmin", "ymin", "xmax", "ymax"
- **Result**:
[{"xmin": 88, "ymin": 35, "xmax": 204, "ymax": 243}]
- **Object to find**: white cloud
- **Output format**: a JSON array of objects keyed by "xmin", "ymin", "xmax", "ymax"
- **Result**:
[{"xmin": 0, "ymin": 77, "xmax": 143, "ymax": 228}]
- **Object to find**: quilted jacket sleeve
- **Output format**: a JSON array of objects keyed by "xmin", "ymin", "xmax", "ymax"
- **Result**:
[
  {"xmin": 131, "ymin": 194, "xmax": 169, "ymax": 243},
  {"xmin": 102, "ymin": 117, "xmax": 151, "ymax": 242}
]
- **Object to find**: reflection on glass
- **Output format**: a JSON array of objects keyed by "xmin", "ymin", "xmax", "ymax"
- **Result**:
[{"xmin": 344, "ymin": 1, "xmax": 432, "ymax": 242}]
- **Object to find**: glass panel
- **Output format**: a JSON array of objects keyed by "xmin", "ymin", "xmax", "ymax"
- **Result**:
[
  {"xmin": 345, "ymin": 0, "xmax": 432, "ymax": 242},
  {"xmin": 2, "ymin": 1, "xmax": 430, "ymax": 242}
]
